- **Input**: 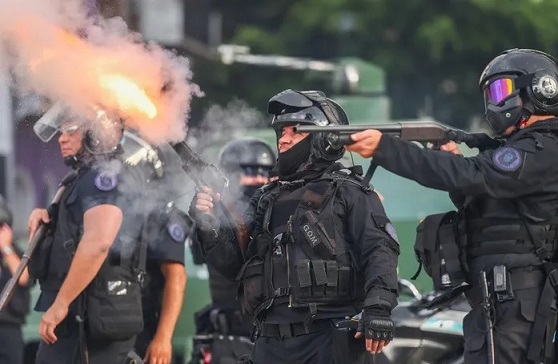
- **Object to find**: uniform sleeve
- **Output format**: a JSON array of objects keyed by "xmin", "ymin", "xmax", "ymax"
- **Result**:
[
  {"xmin": 76, "ymin": 168, "xmax": 120, "ymax": 214},
  {"xmin": 339, "ymin": 183, "xmax": 400, "ymax": 311},
  {"xmin": 189, "ymin": 189, "xmax": 263, "ymax": 278},
  {"xmin": 373, "ymin": 133, "xmax": 555, "ymax": 199},
  {"xmin": 150, "ymin": 207, "xmax": 192, "ymax": 265}
]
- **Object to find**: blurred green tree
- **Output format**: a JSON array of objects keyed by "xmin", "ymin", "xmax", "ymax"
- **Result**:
[{"xmin": 194, "ymin": 0, "xmax": 558, "ymax": 129}]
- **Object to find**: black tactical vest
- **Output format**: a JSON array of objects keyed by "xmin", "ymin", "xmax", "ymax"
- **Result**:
[
  {"xmin": 237, "ymin": 171, "xmax": 365, "ymax": 317},
  {"xmin": 464, "ymin": 196, "xmax": 558, "ymax": 271},
  {"xmin": 40, "ymin": 175, "xmax": 82, "ymax": 291}
]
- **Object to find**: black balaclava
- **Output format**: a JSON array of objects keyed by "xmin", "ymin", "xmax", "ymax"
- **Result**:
[
  {"xmin": 276, "ymin": 135, "xmax": 312, "ymax": 178},
  {"xmin": 241, "ymin": 185, "xmax": 261, "ymax": 200}
]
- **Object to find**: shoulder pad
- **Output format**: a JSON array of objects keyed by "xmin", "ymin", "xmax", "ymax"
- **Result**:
[{"xmin": 322, "ymin": 171, "xmax": 373, "ymax": 194}]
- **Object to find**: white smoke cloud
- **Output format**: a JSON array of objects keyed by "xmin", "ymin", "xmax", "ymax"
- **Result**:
[{"xmin": 0, "ymin": 0, "xmax": 201, "ymax": 145}]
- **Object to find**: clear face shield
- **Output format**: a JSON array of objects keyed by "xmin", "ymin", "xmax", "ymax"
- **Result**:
[{"xmin": 32, "ymin": 102, "xmax": 71, "ymax": 143}]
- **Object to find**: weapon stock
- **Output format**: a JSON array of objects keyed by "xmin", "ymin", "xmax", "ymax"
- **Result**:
[
  {"xmin": 170, "ymin": 142, "xmax": 250, "ymax": 252},
  {"xmin": 293, "ymin": 121, "xmax": 501, "ymax": 150},
  {"xmin": 0, "ymin": 171, "xmax": 77, "ymax": 312},
  {"xmin": 171, "ymin": 141, "xmax": 229, "ymax": 193}
]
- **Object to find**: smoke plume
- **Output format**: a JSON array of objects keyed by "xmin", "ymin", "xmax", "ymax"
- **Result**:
[{"xmin": 0, "ymin": 0, "xmax": 201, "ymax": 145}]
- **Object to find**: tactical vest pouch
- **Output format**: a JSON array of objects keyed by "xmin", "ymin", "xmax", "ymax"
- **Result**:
[
  {"xmin": 292, "ymin": 258, "xmax": 352, "ymax": 304},
  {"xmin": 414, "ymin": 211, "xmax": 467, "ymax": 291},
  {"xmin": 28, "ymin": 233, "xmax": 54, "ymax": 281},
  {"xmin": 237, "ymin": 255, "xmax": 267, "ymax": 317},
  {"xmin": 86, "ymin": 265, "xmax": 144, "ymax": 341}
]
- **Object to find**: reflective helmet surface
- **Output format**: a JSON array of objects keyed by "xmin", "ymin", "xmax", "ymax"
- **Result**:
[
  {"xmin": 218, "ymin": 137, "xmax": 276, "ymax": 173},
  {"xmin": 479, "ymin": 49, "xmax": 558, "ymax": 135},
  {"xmin": 267, "ymin": 89, "xmax": 349, "ymax": 163}
]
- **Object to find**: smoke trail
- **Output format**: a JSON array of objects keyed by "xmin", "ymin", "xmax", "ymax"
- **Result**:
[
  {"xmin": 0, "ymin": 0, "xmax": 201, "ymax": 145},
  {"xmin": 188, "ymin": 99, "xmax": 269, "ymax": 152}
]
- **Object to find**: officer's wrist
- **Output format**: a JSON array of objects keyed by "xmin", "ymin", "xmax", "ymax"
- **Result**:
[
  {"xmin": 53, "ymin": 296, "xmax": 71, "ymax": 309},
  {"xmin": 0, "ymin": 245, "xmax": 14, "ymax": 257}
]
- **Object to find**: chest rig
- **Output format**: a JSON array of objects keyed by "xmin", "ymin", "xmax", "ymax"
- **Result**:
[{"xmin": 238, "ymin": 170, "xmax": 366, "ymax": 318}]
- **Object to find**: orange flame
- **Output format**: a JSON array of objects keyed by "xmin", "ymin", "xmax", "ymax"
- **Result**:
[
  {"xmin": 14, "ymin": 17, "xmax": 159, "ymax": 120},
  {"xmin": 99, "ymin": 74, "xmax": 158, "ymax": 119}
]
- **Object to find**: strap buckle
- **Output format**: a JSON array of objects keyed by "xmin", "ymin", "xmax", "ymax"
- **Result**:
[{"xmin": 274, "ymin": 287, "xmax": 290, "ymax": 297}]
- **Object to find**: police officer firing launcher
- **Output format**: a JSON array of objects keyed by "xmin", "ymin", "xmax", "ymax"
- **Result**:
[
  {"xmin": 190, "ymin": 137, "xmax": 275, "ymax": 363},
  {"xmin": 345, "ymin": 49, "xmax": 558, "ymax": 364},
  {"xmin": 191, "ymin": 90, "xmax": 400, "ymax": 364}
]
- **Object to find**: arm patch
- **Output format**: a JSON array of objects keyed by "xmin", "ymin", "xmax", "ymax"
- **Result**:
[{"xmin": 492, "ymin": 147, "xmax": 523, "ymax": 172}]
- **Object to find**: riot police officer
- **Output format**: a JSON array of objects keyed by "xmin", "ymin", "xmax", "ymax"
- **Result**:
[
  {"xmin": 28, "ymin": 108, "xmax": 143, "ymax": 364},
  {"xmin": 0, "ymin": 196, "xmax": 31, "ymax": 364},
  {"xmin": 191, "ymin": 90, "xmax": 400, "ymax": 363},
  {"xmin": 346, "ymin": 49, "xmax": 558, "ymax": 363},
  {"xmin": 190, "ymin": 137, "xmax": 275, "ymax": 363},
  {"xmin": 133, "ymin": 202, "xmax": 190, "ymax": 364}
]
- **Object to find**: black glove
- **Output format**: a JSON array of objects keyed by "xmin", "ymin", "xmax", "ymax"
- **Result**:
[{"xmin": 358, "ymin": 306, "xmax": 395, "ymax": 341}]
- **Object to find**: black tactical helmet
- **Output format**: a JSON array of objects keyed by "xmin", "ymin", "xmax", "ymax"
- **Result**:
[
  {"xmin": 479, "ymin": 49, "xmax": 558, "ymax": 135},
  {"xmin": 218, "ymin": 137, "xmax": 276, "ymax": 174},
  {"xmin": 0, "ymin": 196, "xmax": 12, "ymax": 227},
  {"xmin": 268, "ymin": 89, "xmax": 349, "ymax": 163}
]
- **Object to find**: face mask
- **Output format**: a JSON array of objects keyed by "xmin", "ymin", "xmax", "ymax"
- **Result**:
[{"xmin": 276, "ymin": 136, "xmax": 311, "ymax": 177}]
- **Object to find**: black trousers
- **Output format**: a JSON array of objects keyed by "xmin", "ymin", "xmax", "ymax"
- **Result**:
[
  {"xmin": 463, "ymin": 285, "xmax": 545, "ymax": 364},
  {"xmin": 35, "ymin": 315, "xmax": 136, "ymax": 364},
  {"xmin": 252, "ymin": 320, "xmax": 374, "ymax": 364},
  {"xmin": 0, "ymin": 324, "xmax": 24, "ymax": 364}
]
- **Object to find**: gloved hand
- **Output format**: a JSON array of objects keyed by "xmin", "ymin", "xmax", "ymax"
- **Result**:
[{"xmin": 355, "ymin": 306, "xmax": 394, "ymax": 354}]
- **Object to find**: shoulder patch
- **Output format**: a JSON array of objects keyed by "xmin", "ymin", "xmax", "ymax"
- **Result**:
[
  {"xmin": 492, "ymin": 147, "xmax": 523, "ymax": 172},
  {"xmin": 385, "ymin": 222, "xmax": 399, "ymax": 242},
  {"xmin": 167, "ymin": 223, "xmax": 186, "ymax": 243},
  {"xmin": 94, "ymin": 171, "xmax": 118, "ymax": 191}
]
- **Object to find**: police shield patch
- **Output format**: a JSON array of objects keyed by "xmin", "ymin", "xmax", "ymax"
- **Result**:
[
  {"xmin": 492, "ymin": 147, "xmax": 523, "ymax": 172},
  {"xmin": 167, "ymin": 223, "xmax": 186, "ymax": 243},
  {"xmin": 94, "ymin": 171, "xmax": 118, "ymax": 191}
]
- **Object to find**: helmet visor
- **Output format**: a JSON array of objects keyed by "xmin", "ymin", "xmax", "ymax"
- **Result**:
[
  {"xmin": 33, "ymin": 102, "xmax": 67, "ymax": 142},
  {"xmin": 483, "ymin": 77, "xmax": 515, "ymax": 105},
  {"xmin": 273, "ymin": 106, "xmax": 329, "ymax": 126}
]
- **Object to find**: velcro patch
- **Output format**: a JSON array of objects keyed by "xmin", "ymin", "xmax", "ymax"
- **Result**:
[
  {"xmin": 492, "ymin": 147, "xmax": 523, "ymax": 172},
  {"xmin": 94, "ymin": 171, "xmax": 118, "ymax": 191},
  {"xmin": 167, "ymin": 223, "xmax": 186, "ymax": 243}
]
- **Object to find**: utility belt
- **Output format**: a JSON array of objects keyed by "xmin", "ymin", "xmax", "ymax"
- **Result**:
[
  {"xmin": 473, "ymin": 264, "xmax": 556, "ymax": 364},
  {"xmin": 255, "ymin": 318, "xmax": 332, "ymax": 339}
]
